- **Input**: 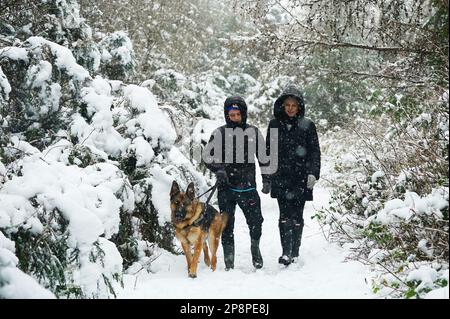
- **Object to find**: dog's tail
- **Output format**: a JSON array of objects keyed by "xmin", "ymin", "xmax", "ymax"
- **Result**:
[{"xmin": 220, "ymin": 212, "xmax": 229, "ymax": 233}]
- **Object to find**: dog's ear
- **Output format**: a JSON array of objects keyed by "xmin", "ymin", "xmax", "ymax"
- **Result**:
[
  {"xmin": 170, "ymin": 181, "xmax": 180, "ymax": 199},
  {"xmin": 186, "ymin": 182, "xmax": 195, "ymax": 200}
]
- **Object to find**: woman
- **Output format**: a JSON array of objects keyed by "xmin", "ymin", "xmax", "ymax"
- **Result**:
[{"xmin": 262, "ymin": 86, "xmax": 321, "ymax": 266}]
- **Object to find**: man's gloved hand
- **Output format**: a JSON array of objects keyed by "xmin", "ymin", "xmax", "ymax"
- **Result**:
[
  {"xmin": 261, "ymin": 181, "xmax": 271, "ymax": 194},
  {"xmin": 307, "ymin": 175, "xmax": 317, "ymax": 189},
  {"xmin": 215, "ymin": 169, "xmax": 229, "ymax": 185}
]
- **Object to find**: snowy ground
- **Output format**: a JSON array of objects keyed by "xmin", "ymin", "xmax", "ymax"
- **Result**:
[{"xmin": 116, "ymin": 185, "xmax": 375, "ymax": 299}]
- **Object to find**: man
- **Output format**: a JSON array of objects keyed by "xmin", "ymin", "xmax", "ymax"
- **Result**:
[
  {"xmin": 262, "ymin": 86, "xmax": 321, "ymax": 266},
  {"xmin": 203, "ymin": 96, "xmax": 266, "ymax": 270}
]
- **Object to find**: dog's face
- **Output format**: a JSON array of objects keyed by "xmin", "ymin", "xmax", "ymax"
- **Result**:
[{"xmin": 170, "ymin": 181, "xmax": 196, "ymax": 223}]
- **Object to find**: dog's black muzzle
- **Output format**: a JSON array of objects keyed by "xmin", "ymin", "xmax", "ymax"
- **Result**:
[{"xmin": 175, "ymin": 208, "xmax": 187, "ymax": 222}]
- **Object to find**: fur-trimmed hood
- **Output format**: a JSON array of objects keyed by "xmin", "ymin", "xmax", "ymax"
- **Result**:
[{"xmin": 273, "ymin": 86, "xmax": 305, "ymax": 120}]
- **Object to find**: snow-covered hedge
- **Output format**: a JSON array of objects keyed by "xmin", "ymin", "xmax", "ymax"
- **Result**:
[
  {"xmin": 317, "ymin": 92, "xmax": 449, "ymax": 298},
  {"xmin": 0, "ymin": 19, "xmax": 206, "ymax": 297}
]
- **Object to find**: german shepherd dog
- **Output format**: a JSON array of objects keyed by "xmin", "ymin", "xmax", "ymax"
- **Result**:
[{"xmin": 170, "ymin": 181, "xmax": 228, "ymax": 278}]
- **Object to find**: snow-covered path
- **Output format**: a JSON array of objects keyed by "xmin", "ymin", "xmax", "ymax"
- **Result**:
[{"xmin": 116, "ymin": 185, "xmax": 375, "ymax": 299}]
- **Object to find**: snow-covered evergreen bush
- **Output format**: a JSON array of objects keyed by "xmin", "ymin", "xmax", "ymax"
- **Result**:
[
  {"xmin": 316, "ymin": 90, "xmax": 449, "ymax": 298},
  {"xmin": 0, "ymin": 0, "xmax": 206, "ymax": 299},
  {"xmin": 97, "ymin": 31, "xmax": 135, "ymax": 81}
]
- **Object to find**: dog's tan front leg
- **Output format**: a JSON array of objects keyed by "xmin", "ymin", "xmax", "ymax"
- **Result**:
[
  {"xmin": 188, "ymin": 232, "xmax": 204, "ymax": 278},
  {"xmin": 180, "ymin": 241, "xmax": 192, "ymax": 271}
]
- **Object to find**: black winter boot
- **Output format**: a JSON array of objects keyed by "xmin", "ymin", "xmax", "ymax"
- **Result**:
[
  {"xmin": 278, "ymin": 219, "xmax": 293, "ymax": 266},
  {"xmin": 223, "ymin": 244, "xmax": 235, "ymax": 270},
  {"xmin": 251, "ymin": 239, "xmax": 263, "ymax": 269},
  {"xmin": 291, "ymin": 221, "xmax": 304, "ymax": 262}
]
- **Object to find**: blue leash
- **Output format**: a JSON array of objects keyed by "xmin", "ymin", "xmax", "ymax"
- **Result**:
[{"xmin": 229, "ymin": 187, "xmax": 255, "ymax": 193}]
